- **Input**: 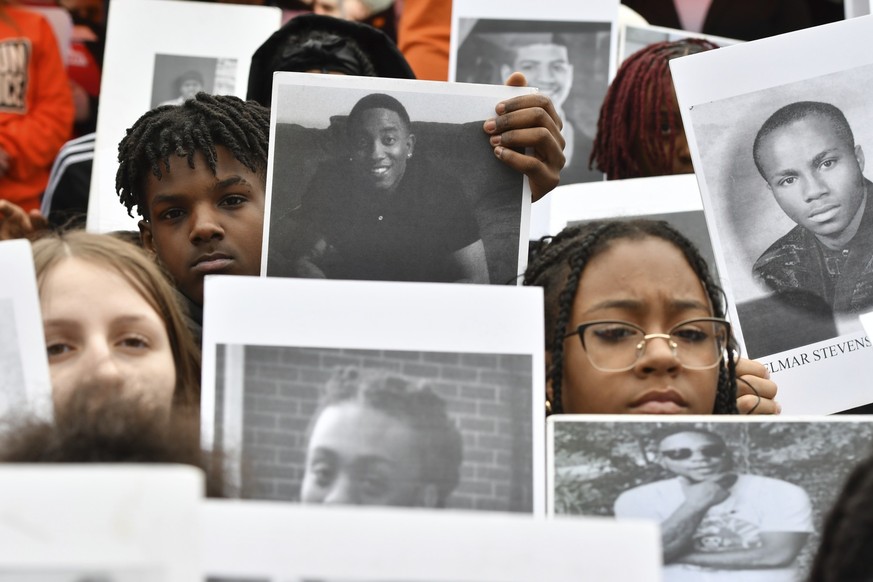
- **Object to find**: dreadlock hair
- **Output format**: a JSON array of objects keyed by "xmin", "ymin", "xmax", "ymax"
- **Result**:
[
  {"xmin": 589, "ymin": 38, "xmax": 719, "ymax": 180},
  {"xmin": 116, "ymin": 92, "xmax": 271, "ymax": 219},
  {"xmin": 523, "ymin": 219, "xmax": 738, "ymax": 415}
]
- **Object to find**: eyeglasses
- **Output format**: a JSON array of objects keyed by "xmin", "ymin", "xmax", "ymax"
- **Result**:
[
  {"xmin": 660, "ymin": 443, "xmax": 727, "ymax": 461},
  {"xmin": 564, "ymin": 317, "xmax": 731, "ymax": 372}
]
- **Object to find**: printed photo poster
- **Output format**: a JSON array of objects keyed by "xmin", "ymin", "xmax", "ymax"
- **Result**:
[
  {"xmin": 0, "ymin": 239, "xmax": 51, "ymax": 419},
  {"xmin": 531, "ymin": 174, "xmax": 718, "ymax": 277},
  {"xmin": 619, "ymin": 23, "xmax": 740, "ymax": 64},
  {"xmin": 450, "ymin": 0, "xmax": 619, "ymax": 186},
  {"xmin": 86, "ymin": 0, "xmax": 281, "ymax": 234},
  {"xmin": 200, "ymin": 276, "xmax": 546, "ymax": 514},
  {"xmin": 671, "ymin": 17, "xmax": 873, "ymax": 413},
  {"xmin": 0, "ymin": 465, "xmax": 202, "ymax": 581},
  {"xmin": 547, "ymin": 415, "xmax": 873, "ymax": 582},
  {"xmin": 201, "ymin": 500, "xmax": 662, "ymax": 582},
  {"xmin": 264, "ymin": 72, "xmax": 532, "ymax": 286}
]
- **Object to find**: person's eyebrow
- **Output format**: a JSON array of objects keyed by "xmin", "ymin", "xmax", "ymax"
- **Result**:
[
  {"xmin": 42, "ymin": 318, "xmax": 82, "ymax": 331},
  {"xmin": 582, "ymin": 298, "xmax": 711, "ymax": 317},
  {"xmin": 811, "ymin": 148, "xmax": 841, "ymax": 167},
  {"xmin": 148, "ymin": 192, "xmax": 189, "ymax": 207},
  {"xmin": 216, "ymin": 175, "xmax": 251, "ymax": 189},
  {"xmin": 109, "ymin": 314, "xmax": 161, "ymax": 329}
]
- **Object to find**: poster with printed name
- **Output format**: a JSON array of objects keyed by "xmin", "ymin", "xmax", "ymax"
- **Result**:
[
  {"xmin": 86, "ymin": 0, "xmax": 280, "ymax": 234},
  {"xmin": 202, "ymin": 500, "xmax": 661, "ymax": 581},
  {"xmin": 0, "ymin": 239, "xmax": 51, "ymax": 419},
  {"xmin": 671, "ymin": 17, "xmax": 873, "ymax": 413},
  {"xmin": 0, "ymin": 466, "xmax": 202, "ymax": 581},
  {"xmin": 201, "ymin": 276, "xmax": 546, "ymax": 514},
  {"xmin": 547, "ymin": 415, "xmax": 873, "ymax": 582},
  {"xmin": 450, "ymin": 0, "xmax": 619, "ymax": 186}
]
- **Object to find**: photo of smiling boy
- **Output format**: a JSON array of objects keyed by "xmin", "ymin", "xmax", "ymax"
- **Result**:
[
  {"xmin": 115, "ymin": 93, "xmax": 271, "ymax": 318},
  {"xmin": 296, "ymin": 92, "xmax": 488, "ymax": 283},
  {"xmin": 751, "ymin": 101, "xmax": 873, "ymax": 314}
]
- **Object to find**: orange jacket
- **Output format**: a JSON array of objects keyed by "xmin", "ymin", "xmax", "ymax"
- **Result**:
[
  {"xmin": 0, "ymin": 8, "xmax": 74, "ymax": 211},
  {"xmin": 397, "ymin": 0, "xmax": 450, "ymax": 81}
]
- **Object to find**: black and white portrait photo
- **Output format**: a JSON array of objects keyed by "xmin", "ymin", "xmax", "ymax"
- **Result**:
[
  {"xmin": 264, "ymin": 74, "xmax": 528, "ymax": 286},
  {"xmin": 548, "ymin": 417, "xmax": 873, "ymax": 582},
  {"xmin": 454, "ymin": 19, "xmax": 611, "ymax": 185},
  {"xmin": 150, "ymin": 53, "xmax": 237, "ymax": 108},
  {"xmin": 213, "ymin": 345, "xmax": 534, "ymax": 512},
  {"xmin": 684, "ymin": 66, "xmax": 873, "ymax": 358}
]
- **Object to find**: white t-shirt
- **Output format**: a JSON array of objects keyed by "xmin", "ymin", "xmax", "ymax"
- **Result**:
[{"xmin": 614, "ymin": 474, "xmax": 813, "ymax": 582}]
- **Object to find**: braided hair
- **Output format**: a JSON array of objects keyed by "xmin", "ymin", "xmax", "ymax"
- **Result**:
[
  {"xmin": 589, "ymin": 38, "xmax": 718, "ymax": 180},
  {"xmin": 116, "ymin": 93, "xmax": 271, "ymax": 219},
  {"xmin": 808, "ymin": 453, "xmax": 873, "ymax": 582},
  {"xmin": 523, "ymin": 219, "xmax": 738, "ymax": 415}
]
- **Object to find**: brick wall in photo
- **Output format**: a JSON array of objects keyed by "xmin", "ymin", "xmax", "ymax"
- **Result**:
[{"xmin": 233, "ymin": 345, "xmax": 534, "ymax": 512}]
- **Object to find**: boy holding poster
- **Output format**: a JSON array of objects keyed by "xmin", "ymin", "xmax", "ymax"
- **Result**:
[{"xmin": 114, "ymin": 83, "xmax": 565, "ymax": 311}]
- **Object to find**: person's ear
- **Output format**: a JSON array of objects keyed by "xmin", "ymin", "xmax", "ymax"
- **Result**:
[
  {"xmin": 139, "ymin": 219, "xmax": 157, "ymax": 256},
  {"xmin": 855, "ymin": 144, "xmax": 865, "ymax": 173},
  {"xmin": 417, "ymin": 483, "xmax": 440, "ymax": 508},
  {"xmin": 406, "ymin": 133, "xmax": 416, "ymax": 158}
]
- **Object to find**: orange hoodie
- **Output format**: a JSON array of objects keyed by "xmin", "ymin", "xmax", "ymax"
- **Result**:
[{"xmin": 0, "ymin": 7, "xmax": 74, "ymax": 211}]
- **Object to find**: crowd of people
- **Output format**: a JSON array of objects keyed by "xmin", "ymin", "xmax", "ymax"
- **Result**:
[{"xmin": 0, "ymin": 0, "xmax": 871, "ymax": 579}]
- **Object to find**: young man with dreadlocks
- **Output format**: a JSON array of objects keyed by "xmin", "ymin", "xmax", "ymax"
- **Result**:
[
  {"xmin": 589, "ymin": 38, "xmax": 718, "ymax": 180},
  {"xmin": 523, "ymin": 219, "xmax": 779, "ymax": 416},
  {"xmin": 115, "ymin": 93, "xmax": 270, "ymax": 335}
]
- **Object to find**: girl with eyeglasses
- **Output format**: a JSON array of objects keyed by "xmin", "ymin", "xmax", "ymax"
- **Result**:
[{"xmin": 524, "ymin": 219, "xmax": 778, "ymax": 415}]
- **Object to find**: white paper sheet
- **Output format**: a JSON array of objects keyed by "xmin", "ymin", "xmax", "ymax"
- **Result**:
[
  {"xmin": 0, "ymin": 239, "xmax": 51, "ymax": 419},
  {"xmin": 202, "ymin": 499, "xmax": 662, "ymax": 581},
  {"xmin": 530, "ymin": 175, "xmax": 718, "ymax": 279},
  {"xmin": 671, "ymin": 17, "xmax": 873, "ymax": 413},
  {"xmin": 86, "ymin": 0, "xmax": 280, "ymax": 234},
  {"xmin": 0, "ymin": 465, "xmax": 202, "ymax": 580},
  {"xmin": 201, "ymin": 276, "xmax": 546, "ymax": 513}
]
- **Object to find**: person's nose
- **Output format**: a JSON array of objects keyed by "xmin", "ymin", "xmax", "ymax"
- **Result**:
[
  {"xmin": 188, "ymin": 204, "xmax": 225, "ymax": 244},
  {"xmin": 634, "ymin": 334, "xmax": 682, "ymax": 377},
  {"xmin": 802, "ymin": 172, "xmax": 828, "ymax": 202},
  {"xmin": 80, "ymin": 341, "xmax": 125, "ymax": 392},
  {"xmin": 321, "ymin": 475, "xmax": 357, "ymax": 505},
  {"xmin": 370, "ymin": 139, "xmax": 388, "ymax": 161}
]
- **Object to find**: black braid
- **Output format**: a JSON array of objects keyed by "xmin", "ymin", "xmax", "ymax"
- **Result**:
[
  {"xmin": 116, "ymin": 92, "xmax": 271, "ymax": 219},
  {"xmin": 808, "ymin": 453, "xmax": 873, "ymax": 581},
  {"xmin": 523, "ymin": 219, "xmax": 738, "ymax": 415}
]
